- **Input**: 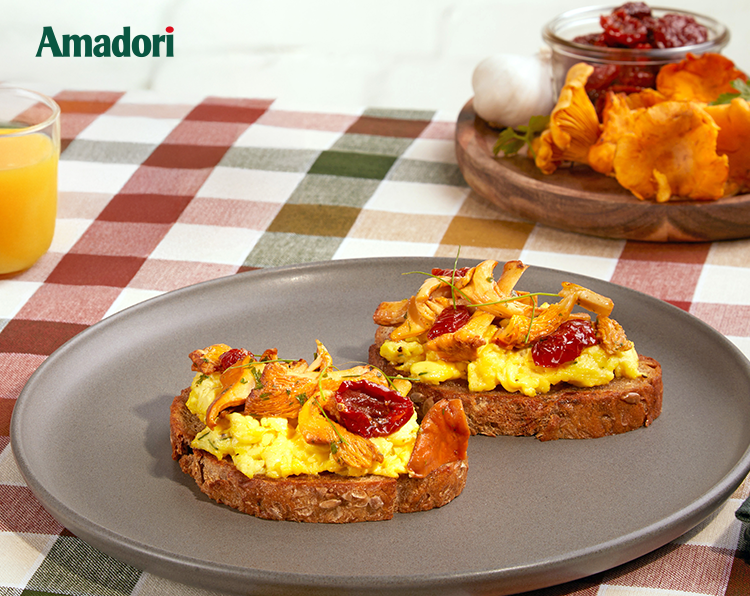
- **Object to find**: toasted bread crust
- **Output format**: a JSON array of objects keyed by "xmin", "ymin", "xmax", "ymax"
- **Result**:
[
  {"xmin": 170, "ymin": 388, "xmax": 468, "ymax": 522},
  {"xmin": 368, "ymin": 330, "xmax": 663, "ymax": 441}
]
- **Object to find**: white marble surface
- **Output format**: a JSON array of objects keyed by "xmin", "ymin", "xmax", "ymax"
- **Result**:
[{"xmin": 3, "ymin": 0, "xmax": 750, "ymax": 116}]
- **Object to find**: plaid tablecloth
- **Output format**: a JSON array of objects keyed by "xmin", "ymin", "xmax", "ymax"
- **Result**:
[{"xmin": 2, "ymin": 89, "xmax": 750, "ymax": 596}]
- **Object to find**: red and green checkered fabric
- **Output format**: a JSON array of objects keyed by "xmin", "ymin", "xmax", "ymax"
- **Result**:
[{"xmin": 2, "ymin": 90, "xmax": 750, "ymax": 596}]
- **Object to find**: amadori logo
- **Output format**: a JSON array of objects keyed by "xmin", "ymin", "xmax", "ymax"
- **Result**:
[{"xmin": 36, "ymin": 26, "xmax": 174, "ymax": 58}]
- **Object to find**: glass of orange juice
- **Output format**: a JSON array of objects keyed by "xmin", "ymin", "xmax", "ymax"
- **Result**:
[{"xmin": 0, "ymin": 87, "xmax": 60, "ymax": 276}]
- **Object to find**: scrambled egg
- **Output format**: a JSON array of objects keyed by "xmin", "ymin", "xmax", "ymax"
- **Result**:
[
  {"xmin": 380, "ymin": 334, "xmax": 640, "ymax": 397},
  {"xmin": 186, "ymin": 372, "xmax": 419, "ymax": 479}
]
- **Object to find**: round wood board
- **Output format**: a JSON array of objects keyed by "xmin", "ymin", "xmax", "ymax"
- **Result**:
[{"xmin": 455, "ymin": 99, "xmax": 750, "ymax": 242}]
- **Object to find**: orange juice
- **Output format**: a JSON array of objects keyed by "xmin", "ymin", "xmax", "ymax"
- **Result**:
[{"xmin": 0, "ymin": 131, "xmax": 58, "ymax": 275}]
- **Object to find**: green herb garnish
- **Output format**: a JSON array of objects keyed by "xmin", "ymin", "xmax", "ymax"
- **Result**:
[
  {"xmin": 404, "ymin": 269, "xmax": 557, "ymax": 309},
  {"xmin": 710, "ymin": 78, "xmax": 750, "ymax": 105},
  {"xmin": 450, "ymin": 246, "xmax": 461, "ymax": 307},
  {"xmin": 314, "ymin": 366, "xmax": 348, "ymax": 449},
  {"xmin": 251, "ymin": 366, "xmax": 262, "ymax": 387},
  {"xmin": 492, "ymin": 115, "xmax": 550, "ymax": 158},
  {"xmin": 524, "ymin": 300, "xmax": 537, "ymax": 344}
]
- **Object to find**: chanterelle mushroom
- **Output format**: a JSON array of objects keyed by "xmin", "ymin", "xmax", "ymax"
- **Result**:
[
  {"xmin": 533, "ymin": 62, "xmax": 601, "ymax": 174},
  {"xmin": 656, "ymin": 52, "xmax": 748, "ymax": 103},
  {"xmin": 705, "ymin": 97, "xmax": 750, "ymax": 195},
  {"xmin": 611, "ymin": 100, "xmax": 728, "ymax": 202}
]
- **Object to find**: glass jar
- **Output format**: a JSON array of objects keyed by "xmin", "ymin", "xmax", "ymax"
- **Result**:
[{"xmin": 542, "ymin": 5, "xmax": 730, "ymax": 98}]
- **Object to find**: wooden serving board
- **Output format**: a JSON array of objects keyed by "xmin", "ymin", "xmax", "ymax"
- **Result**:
[{"xmin": 455, "ymin": 99, "xmax": 750, "ymax": 242}]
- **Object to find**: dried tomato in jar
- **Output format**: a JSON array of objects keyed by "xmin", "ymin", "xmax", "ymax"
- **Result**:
[{"xmin": 572, "ymin": 2, "xmax": 709, "ymax": 112}]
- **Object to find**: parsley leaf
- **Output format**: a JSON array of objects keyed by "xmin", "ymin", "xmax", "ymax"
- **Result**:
[
  {"xmin": 710, "ymin": 78, "xmax": 750, "ymax": 105},
  {"xmin": 251, "ymin": 366, "xmax": 262, "ymax": 387},
  {"xmin": 492, "ymin": 115, "xmax": 550, "ymax": 158}
]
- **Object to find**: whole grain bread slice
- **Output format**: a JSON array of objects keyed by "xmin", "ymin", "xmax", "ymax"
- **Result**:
[
  {"xmin": 368, "ymin": 328, "xmax": 663, "ymax": 441},
  {"xmin": 170, "ymin": 388, "xmax": 468, "ymax": 523}
]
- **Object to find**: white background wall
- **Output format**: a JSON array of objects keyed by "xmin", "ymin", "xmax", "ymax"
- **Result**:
[{"xmin": 3, "ymin": 0, "xmax": 749, "ymax": 115}]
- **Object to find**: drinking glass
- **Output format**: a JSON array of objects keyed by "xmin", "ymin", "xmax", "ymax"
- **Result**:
[{"xmin": 0, "ymin": 87, "xmax": 60, "ymax": 276}]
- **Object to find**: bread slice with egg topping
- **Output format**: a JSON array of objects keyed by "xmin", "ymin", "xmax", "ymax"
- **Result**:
[
  {"xmin": 170, "ymin": 341, "xmax": 470, "ymax": 523},
  {"xmin": 369, "ymin": 343, "xmax": 661, "ymax": 441},
  {"xmin": 369, "ymin": 259, "xmax": 663, "ymax": 441}
]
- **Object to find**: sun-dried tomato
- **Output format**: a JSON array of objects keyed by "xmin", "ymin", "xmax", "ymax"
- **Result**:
[
  {"xmin": 333, "ymin": 379, "xmax": 414, "ymax": 438},
  {"xmin": 652, "ymin": 13, "xmax": 708, "ymax": 48},
  {"xmin": 615, "ymin": 65, "xmax": 657, "ymax": 88},
  {"xmin": 579, "ymin": 3, "xmax": 708, "ymax": 52},
  {"xmin": 574, "ymin": 2, "xmax": 709, "ymax": 110},
  {"xmin": 618, "ymin": 2, "xmax": 652, "ymax": 19},
  {"xmin": 431, "ymin": 266, "xmax": 472, "ymax": 277},
  {"xmin": 217, "ymin": 348, "xmax": 251, "ymax": 373},
  {"xmin": 601, "ymin": 9, "xmax": 650, "ymax": 48},
  {"xmin": 586, "ymin": 64, "xmax": 621, "ymax": 91},
  {"xmin": 531, "ymin": 320, "xmax": 598, "ymax": 368},
  {"xmin": 573, "ymin": 32, "xmax": 608, "ymax": 47},
  {"xmin": 427, "ymin": 305, "xmax": 472, "ymax": 340}
]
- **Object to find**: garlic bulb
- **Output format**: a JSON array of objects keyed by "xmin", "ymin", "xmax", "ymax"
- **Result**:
[{"xmin": 471, "ymin": 52, "xmax": 556, "ymax": 128}]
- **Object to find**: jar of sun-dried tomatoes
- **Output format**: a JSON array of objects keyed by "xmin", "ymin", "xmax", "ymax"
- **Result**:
[{"xmin": 542, "ymin": 3, "xmax": 729, "ymax": 112}]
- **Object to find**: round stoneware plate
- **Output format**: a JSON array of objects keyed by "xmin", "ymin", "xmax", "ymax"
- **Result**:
[
  {"xmin": 12, "ymin": 257, "xmax": 750, "ymax": 596},
  {"xmin": 455, "ymin": 99, "xmax": 750, "ymax": 242}
]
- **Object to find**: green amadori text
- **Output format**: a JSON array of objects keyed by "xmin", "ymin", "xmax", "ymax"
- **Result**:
[{"xmin": 36, "ymin": 26, "xmax": 174, "ymax": 57}]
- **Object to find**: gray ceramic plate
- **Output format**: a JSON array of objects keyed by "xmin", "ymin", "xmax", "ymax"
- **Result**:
[{"xmin": 11, "ymin": 257, "xmax": 750, "ymax": 596}]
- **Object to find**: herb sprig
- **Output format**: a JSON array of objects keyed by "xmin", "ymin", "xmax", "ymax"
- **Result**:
[
  {"xmin": 492, "ymin": 115, "xmax": 550, "ymax": 159},
  {"xmin": 710, "ymin": 78, "xmax": 750, "ymax": 105},
  {"xmin": 314, "ymin": 365, "xmax": 348, "ymax": 450},
  {"xmin": 404, "ymin": 269, "xmax": 557, "ymax": 310},
  {"xmin": 525, "ymin": 302, "xmax": 537, "ymax": 344}
]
